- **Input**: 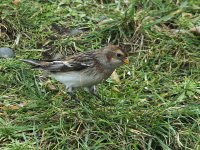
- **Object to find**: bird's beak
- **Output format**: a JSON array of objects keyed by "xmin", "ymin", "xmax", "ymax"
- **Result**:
[{"xmin": 123, "ymin": 57, "xmax": 129, "ymax": 64}]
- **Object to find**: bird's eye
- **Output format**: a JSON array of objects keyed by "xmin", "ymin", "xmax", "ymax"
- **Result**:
[{"xmin": 116, "ymin": 53, "xmax": 122, "ymax": 57}]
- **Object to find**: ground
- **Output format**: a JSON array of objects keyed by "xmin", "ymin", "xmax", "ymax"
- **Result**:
[{"xmin": 0, "ymin": 0, "xmax": 200, "ymax": 149}]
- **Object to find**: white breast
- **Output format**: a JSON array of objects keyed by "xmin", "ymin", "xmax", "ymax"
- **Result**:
[{"xmin": 51, "ymin": 71, "xmax": 105, "ymax": 89}]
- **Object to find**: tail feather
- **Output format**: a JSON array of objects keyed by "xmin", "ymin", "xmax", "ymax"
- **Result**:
[{"xmin": 21, "ymin": 59, "xmax": 42, "ymax": 67}]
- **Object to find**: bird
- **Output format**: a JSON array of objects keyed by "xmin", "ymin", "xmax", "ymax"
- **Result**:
[{"xmin": 21, "ymin": 45, "xmax": 129, "ymax": 102}]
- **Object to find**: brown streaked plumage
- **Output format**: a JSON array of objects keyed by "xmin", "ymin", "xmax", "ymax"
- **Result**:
[{"xmin": 22, "ymin": 45, "xmax": 128, "ymax": 102}]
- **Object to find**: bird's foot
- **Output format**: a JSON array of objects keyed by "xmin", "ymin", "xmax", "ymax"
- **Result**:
[
  {"xmin": 86, "ymin": 86, "xmax": 102, "ymax": 100},
  {"xmin": 67, "ymin": 92, "xmax": 80, "ymax": 103}
]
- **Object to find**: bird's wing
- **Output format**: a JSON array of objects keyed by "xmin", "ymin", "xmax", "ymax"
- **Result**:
[{"xmin": 21, "ymin": 52, "xmax": 96, "ymax": 72}]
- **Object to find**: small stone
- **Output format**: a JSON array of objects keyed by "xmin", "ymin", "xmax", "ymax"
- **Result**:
[{"xmin": 0, "ymin": 47, "xmax": 15, "ymax": 58}]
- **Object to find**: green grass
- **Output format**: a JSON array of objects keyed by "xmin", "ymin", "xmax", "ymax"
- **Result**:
[{"xmin": 0, "ymin": 0, "xmax": 200, "ymax": 149}]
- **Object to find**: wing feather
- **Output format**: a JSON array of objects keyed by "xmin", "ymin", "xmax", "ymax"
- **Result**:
[{"xmin": 21, "ymin": 52, "xmax": 96, "ymax": 72}]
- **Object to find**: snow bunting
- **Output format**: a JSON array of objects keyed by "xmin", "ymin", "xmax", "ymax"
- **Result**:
[{"xmin": 22, "ymin": 45, "xmax": 128, "ymax": 101}]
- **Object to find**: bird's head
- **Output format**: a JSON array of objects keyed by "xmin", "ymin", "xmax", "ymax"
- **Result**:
[{"xmin": 99, "ymin": 45, "xmax": 128, "ymax": 69}]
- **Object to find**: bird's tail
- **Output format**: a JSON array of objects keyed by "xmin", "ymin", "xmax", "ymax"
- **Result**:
[{"xmin": 21, "ymin": 59, "xmax": 42, "ymax": 67}]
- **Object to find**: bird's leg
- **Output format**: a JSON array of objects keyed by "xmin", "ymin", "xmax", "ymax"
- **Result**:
[
  {"xmin": 66, "ymin": 87, "xmax": 80, "ymax": 103},
  {"xmin": 87, "ymin": 86, "xmax": 101, "ymax": 100}
]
